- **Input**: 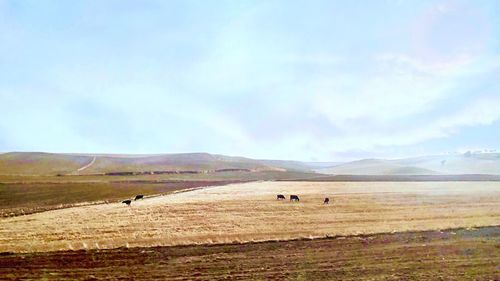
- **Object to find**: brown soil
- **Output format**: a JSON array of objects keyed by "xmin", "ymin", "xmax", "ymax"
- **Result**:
[{"xmin": 1, "ymin": 227, "xmax": 498, "ymax": 280}]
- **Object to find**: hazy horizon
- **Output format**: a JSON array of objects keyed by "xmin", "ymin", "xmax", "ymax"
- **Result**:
[
  {"xmin": 1, "ymin": 0, "xmax": 499, "ymax": 161},
  {"xmin": 0, "ymin": 149, "xmax": 497, "ymax": 163}
]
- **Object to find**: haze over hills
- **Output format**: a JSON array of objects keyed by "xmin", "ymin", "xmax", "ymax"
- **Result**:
[
  {"xmin": 317, "ymin": 152, "xmax": 500, "ymax": 175},
  {"xmin": 0, "ymin": 151, "xmax": 498, "ymax": 176}
]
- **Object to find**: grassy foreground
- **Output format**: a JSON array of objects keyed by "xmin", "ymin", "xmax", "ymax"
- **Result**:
[{"xmin": 1, "ymin": 226, "xmax": 498, "ymax": 280}]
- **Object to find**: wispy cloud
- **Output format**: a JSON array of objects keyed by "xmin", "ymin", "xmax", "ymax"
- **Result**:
[{"xmin": 0, "ymin": 0, "xmax": 499, "ymax": 160}]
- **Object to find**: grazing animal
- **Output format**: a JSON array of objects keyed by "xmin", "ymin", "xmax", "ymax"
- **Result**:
[
  {"xmin": 290, "ymin": 195, "xmax": 300, "ymax": 202},
  {"xmin": 277, "ymin": 194, "xmax": 286, "ymax": 200},
  {"xmin": 134, "ymin": 194, "xmax": 144, "ymax": 201},
  {"xmin": 122, "ymin": 200, "xmax": 132, "ymax": 206},
  {"xmin": 324, "ymin": 197, "xmax": 330, "ymax": 204}
]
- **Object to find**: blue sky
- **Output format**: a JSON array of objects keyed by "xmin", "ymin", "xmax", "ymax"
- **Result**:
[{"xmin": 1, "ymin": 0, "xmax": 499, "ymax": 161}]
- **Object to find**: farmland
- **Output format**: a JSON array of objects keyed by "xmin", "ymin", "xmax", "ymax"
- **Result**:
[
  {"xmin": 1, "ymin": 226, "xmax": 498, "ymax": 280},
  {"xmin": 1, "ymin": 181, "xmax": 499, "ymax": 253},
  {"xmin": 0, "ymin": 180, "xmax": 248, "ymax": 217},
  {"xmin": 0, "ymin": 169, "xmax": 319, "ymax": 217}
]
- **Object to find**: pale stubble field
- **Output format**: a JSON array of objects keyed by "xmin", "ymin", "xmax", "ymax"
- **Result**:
[{"xmin": 0, "ymin": 181, "xmax": 499, "ymax": 253}]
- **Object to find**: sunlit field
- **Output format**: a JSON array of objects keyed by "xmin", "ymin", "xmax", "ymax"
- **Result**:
[{"xmin": 1, "ymin": 181, "xmax": 498, "ymax": 253}]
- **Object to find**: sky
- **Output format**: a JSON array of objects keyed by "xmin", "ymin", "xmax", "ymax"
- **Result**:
[{"xmin": 0, "ymin": 0, "xmax": 499, "ymax": 161}]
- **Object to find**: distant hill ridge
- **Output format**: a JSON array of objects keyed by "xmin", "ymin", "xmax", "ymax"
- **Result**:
[
  {"xmin": 0, "ymin": 152, "xmax": 317, "ymax": 176},
  {"xmin": 316, "ymin": 152, "xmax": 500, "ymax": 175},
  {"xmin": 0, "ymin": 151, "xmax": 498, "ymax": 176}
]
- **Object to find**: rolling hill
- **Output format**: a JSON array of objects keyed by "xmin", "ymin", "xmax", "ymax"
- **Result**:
[
  {"xmin": 0, "ymin": 152, "xmax": 323, "ymax": 176},
  {"xmin": 0, "ymin": 151, "xmax": 498, "ymax": 176},
  {"xmin": 0, "ymin": 152, "xmax": 92, "ymax": 175},
  {"xmin": 317, "ymin": 152, "xmax": 500, "ymax": 175},
  {"xmin": 0, "ymin": 152, "xmax": 269, "ymax": 176}
]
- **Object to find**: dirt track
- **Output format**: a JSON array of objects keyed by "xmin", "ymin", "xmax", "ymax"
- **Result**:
[{"xmin": 1, "ymin": 227, "xmax": 498, "ymax": 280}]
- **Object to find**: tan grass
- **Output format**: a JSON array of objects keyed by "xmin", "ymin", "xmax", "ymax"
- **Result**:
[{"xmin": 0, "ymin": 181, "xmax": 499, "ymax": 253}]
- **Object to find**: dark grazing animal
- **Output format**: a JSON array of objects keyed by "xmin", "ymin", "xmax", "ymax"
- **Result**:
[
  {"xmin": 277, "ymin": 194, "xmax": 286, "ymax": 200},
  {"xmin": 134, "ymin": 194, "xmax": 144, "ymax": 201},
  {"xmin": 290, "ymin": 195, "xmax": 300, "ymax": 202},
  {"xmin": 122, "ymin": 200, "xmax": 132, "ymax": 206},
  {"xmin": 324, "ymin": 197, "xmax": 330, "ymax": 204}
]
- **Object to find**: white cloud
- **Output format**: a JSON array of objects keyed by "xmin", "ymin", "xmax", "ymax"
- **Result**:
[
  {"xmin": 291, "ymin": 48, "xmax": 500, "ymax": 160},
  {"xmin": 375, "ymin": 53, "xmax": 474, "ymax": 76},
  {"xmin": 435, "ymin": 98, "xmax": 500, "ymax": 133}
]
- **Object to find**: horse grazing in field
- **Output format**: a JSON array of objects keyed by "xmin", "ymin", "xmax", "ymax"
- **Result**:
[
  {"xmin": 134, "ymin": 194, "xmax": 144, "ymax": 201},
  {"xmin": 122, "ymin": 200, "xmax": 132, "ymax": 206},
  {"xmin": 323, "ymin": 197, "xmax": 330, "ymax": 204},
  {"xmin": 277, "ymin": 194, "xmax": 286, "ymax": 200},
  {"xmin": 290, "ymin": 195, "xmax": 300, "ymax": 202}
]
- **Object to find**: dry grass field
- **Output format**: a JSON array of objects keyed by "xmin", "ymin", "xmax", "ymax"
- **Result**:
[
  {"xmin": 0, "ymin": 170, "xmax": 318, "ymax": 217},
  {"xmin": 1, "ymin": 181, "xmax": 499, "ymax": 253},
  {"xmin": 0, "ymin": 180, "xmax": 248, "ymax": 217}
]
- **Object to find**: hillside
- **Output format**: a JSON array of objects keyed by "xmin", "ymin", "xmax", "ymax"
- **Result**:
[
  {"xmin": 0, "ymin": 152, "xmax": 328, "ymax": 176},
  {"xmin": 258, "ymin": 159, "xmax": 339, "ymax": 172},
  {"xmin": 316, "ymin": 159, "xmax": 439, "ymax": 175},
  {"xmin": 1, "ymin": 151, "xmax": 498, "ymax": 176},
  {"xmin": 0, "ymin": 152, "xmax": 284, "ymax": 176},
  {"xmin": 0, "ymin": 152, "xmax": 92, "ymax": 175},
  {"xmin": 318, "ymin": 152, "xmax": 500, "ymax": 175}
]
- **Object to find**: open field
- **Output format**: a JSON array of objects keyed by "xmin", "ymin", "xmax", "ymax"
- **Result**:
[
  {"xmin": 0, "ymin": 170, "xmax": 320, "ymax": 217},
  {"xmin": 0, "ymin": 170, "xmax": 319, "ymax": 184},
  {"xmin": 0, "ymin": 180, "xmax": 248, "ymax": 217},
  {"xmin": 1, "ymin": 181, "xmax": 499, "ymax": 253},
  {"xmin": 1, "ymin": 227, "xmax": 498, "ymax": 280}
]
